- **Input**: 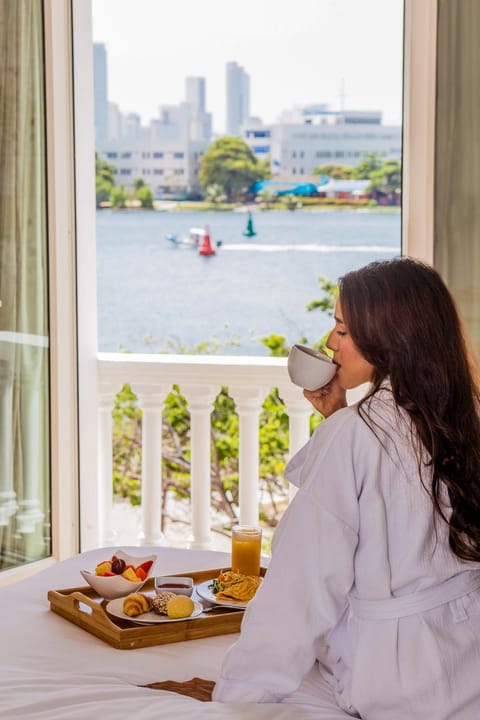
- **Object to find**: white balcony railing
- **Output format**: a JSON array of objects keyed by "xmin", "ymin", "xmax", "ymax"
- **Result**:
[{"xmin": 96, "ymin": 353, "xmax": 313, "ymax": 549}]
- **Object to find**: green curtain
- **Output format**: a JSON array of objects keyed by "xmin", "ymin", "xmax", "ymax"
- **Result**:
[
  {"xmin": 435, "ymin": 0, "xmax": 480, "ymax": 357},
  {"xmin": 0, "ymin": 0, "xmax": 50, "ymax": 568}
]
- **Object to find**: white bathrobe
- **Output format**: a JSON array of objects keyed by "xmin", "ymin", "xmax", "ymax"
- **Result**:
[{"xmin": 213, "ymin": 388, "xmax": 480, "ymax": 719}]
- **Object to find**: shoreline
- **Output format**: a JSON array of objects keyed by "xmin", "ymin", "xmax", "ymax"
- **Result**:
[{"xmin": 98, "ymin": 201, "xmax": 401, "ymax": 214}]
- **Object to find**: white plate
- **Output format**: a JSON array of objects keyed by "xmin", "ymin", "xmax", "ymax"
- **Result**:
[
  {"xmin": 106, "ymin": 597, "xmax": 203, "ymax": 624},
  {"xmin": 195, "ymin": 580, "xmax": 254, "ymax": 609}
]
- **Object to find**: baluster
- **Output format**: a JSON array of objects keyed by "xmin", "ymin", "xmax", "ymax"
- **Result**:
[
  {"xmin": 98, "ymin": 391, "xmax": 117, "ymax": 546},
  {"xmin": 278, "ymin": 384, "xmax": 312, "ymax": 500},
  {"xmin": 182, "ymin": 386, "xmax": 217, "ymax": 548},
  {"xmin": 229, "ymin": 386, "xmax": 267, "ymax": 527},
  {"xmin": 278, "ymin": 384, "xmax": 312, "ymax": 457},
  {"xmin": 136, "ymin": 392, "xmax": 166, "ymax": 546}
]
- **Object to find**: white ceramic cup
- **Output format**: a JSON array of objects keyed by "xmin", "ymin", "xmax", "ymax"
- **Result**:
[{"xmin": 287, "ymin": 344, "xmax": 337, "ymax": 391}]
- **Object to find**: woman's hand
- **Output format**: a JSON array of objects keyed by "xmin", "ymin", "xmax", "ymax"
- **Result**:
[
  {"xmin": 142, "ymin": 677, "xmax": 215, "ymax": 702},
  {"xmin": 303, "ymin": 376, "xmax": 347, "ymax": 418}
]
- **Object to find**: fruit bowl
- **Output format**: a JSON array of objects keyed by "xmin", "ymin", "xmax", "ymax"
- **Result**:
[{"xmin": 80, "ymin": 549, "xmax": 157, "ymax": 600}]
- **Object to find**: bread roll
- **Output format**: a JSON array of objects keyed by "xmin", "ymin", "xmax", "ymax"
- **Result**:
[{"xmin": 151, "ymin": 591, "xmax": 177, "ymax": 615}]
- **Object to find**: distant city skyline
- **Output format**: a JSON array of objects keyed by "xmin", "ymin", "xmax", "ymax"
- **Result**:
[{"xmin": 91, "ymin": 0, "xmax": 404, "ymax": 134}]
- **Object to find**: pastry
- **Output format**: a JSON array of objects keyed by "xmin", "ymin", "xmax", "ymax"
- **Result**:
[
  {"xmin": 166, "ymin": 595, "xmax": 194, "ymax": 619},
  {"xmin": 122, "ymin": 592, "xmax": 151, "ymax": 617},
  {"xmin": 151, "ymin": 591, "xmax": 177, "ymax": 615}
]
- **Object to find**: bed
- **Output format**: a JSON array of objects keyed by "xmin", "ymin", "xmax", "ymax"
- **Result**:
[{"xmin": 0, "ymin": 545, "xmax": 324, "ymax": 719}]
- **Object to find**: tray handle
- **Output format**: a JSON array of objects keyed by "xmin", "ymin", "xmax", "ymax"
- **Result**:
[
  {"xmin": 70, "ymin": 590, "xmax": 108, "ymax": 616},
  {"xmin": 49, "ymin": 589, "xmax": 115, "ymax": 627}
]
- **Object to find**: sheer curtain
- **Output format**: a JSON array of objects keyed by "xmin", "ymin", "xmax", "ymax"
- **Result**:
[
  {"xmin": 435, "ymin": 0, "xmax": 480, "ymax": 356},
  {"xmin": 0, "ymin": 0, "xmax": 50, "ymax": 568}
]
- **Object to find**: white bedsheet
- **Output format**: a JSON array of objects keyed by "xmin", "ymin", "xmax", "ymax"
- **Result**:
[{"xmin": 0, "ymin": 546, "xmax": 329, "ymax": 719}]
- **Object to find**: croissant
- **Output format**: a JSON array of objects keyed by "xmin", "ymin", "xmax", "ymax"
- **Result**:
[{"xmin": 123, "ymin": 592, "xmax": 152, "ymax": 617}]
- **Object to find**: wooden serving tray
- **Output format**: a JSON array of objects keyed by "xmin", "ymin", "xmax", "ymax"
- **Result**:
[{"xmin": 48, "ymin": 567, "xmax": 264, "ymax": 650}]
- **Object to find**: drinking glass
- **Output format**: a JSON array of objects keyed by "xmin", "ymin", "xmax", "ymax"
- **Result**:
[{"xmin": 231, "ymin": 525, "xmax": 262, "ymax": 576}]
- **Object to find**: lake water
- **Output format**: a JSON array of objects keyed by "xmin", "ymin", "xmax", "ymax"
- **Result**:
[{"xmin": 96, "ymin": 208, "xmax": 401, "ymax": 355}]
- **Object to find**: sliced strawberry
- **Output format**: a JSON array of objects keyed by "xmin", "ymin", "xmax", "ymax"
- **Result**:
[
  {"xmin": 136, "ymin": 560, "xmax": 153, "ymax": 575},
  {"xmin": 135, "ymin": 567, "xmax": 147, "ymax": 581}
]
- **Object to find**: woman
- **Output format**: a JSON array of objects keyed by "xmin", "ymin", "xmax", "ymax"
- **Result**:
[
  {"xmin": 212, "ymin": 258, "xmax": 480, "ymax": 717},
  {"xmin": 148, "ymin": 258, "xmax": 480, "ymax": 717}
]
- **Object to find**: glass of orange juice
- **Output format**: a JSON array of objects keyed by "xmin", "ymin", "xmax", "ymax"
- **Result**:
[{"xmin": 231, "ymin": 525, "xmax": 262, "ymax": 576}]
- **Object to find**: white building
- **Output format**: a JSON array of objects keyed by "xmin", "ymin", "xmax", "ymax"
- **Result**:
[
  {"xmin": 243, "ymin": 105, "xmax": 402, "ymax": 178},
  {"xmin": 99, "ymin": 97, "xmax": 210, "ymax": 198},
  {"xmin": 226, "ymin": 61, "xmax": 250, "ymax": 136},
  {"xmin": 99, "ymin": 139, "xmax": 207, "ymax": 199}
]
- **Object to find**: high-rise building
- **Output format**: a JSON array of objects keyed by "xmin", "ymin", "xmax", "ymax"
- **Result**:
[
  {"xmin": 186, "ymin": 77, "xmax": 206, "ymax": 114},
  {"xmin": 226, "ymin": 62, "xmax": 250, "ymax": 136},
  {"xmin": 93, "ymin": 43, "xmax": 108, "ymax": 146},
  {"xmin": 185, "ymin": 77, "xmax": 212, "ymax": 142}
]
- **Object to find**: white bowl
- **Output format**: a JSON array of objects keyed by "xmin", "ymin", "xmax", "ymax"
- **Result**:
[
  {"xmin": 80, "ymin": 549, "xmax": 157, "ymax": 600},
  {"xmin": 154, "ymin": 576, "xmax": 194, "ymax": 597},
  {"xmin": 287, "ymin": 344, "xmax": 336, "ymax": 391}
]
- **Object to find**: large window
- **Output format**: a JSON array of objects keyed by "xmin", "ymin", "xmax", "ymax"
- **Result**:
[
  {"xmin": 0, "ymin": 0, "xmax": 51, "ymax": 569},
  {"xmin": 92, "ymin": 0, "xmax": 404, "ymax": 356}
]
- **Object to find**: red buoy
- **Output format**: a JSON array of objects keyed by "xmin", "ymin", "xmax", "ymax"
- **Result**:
[{"xmin": 198, "ymin": 226, "xmax": 216, "ymax": 256}]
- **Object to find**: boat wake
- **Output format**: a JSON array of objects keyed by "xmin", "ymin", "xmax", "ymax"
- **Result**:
[{"xmin": 222, "ymin": 243, "xmax": 398, "ymax": 254}]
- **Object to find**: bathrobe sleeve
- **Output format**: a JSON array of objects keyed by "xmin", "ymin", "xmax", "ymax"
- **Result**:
[{"xmin": 213, "ymin": 408, "xmax": 364, "ymax": 703}]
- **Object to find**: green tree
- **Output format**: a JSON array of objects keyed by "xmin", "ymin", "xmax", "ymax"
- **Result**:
[
  {"xmin": 205, "ymin": 183, "xmax": 226, "ymax": 204},
  {"xmin": 258, "ymin": 156, "xmax": 272, "ymax": 181},
  {"xmin": 96, "ymin": 152, "xmax": 115, "ymax": 184},
  {"xmin": 133, "ymin": 178, "xmax": 145, "ymax": 191},
  {"xmin": 368, "ymin": 158, "xmax": 402, "ymax": 204},
  {"xmin": 306, "ymin": 276, "xmax": 338, "ymax": 316},
  {"xmin": 312, "ymin": 163, "xmax": 353, "ymax": 179},
  {"xmin": 199, "ymin": 137, "xmax": 265, "ymax": 202},
  {"xmin": 110, "ymin": 185, "xmax": 128, "ymax": 209},
  {"xmin": 96, "ymin": 177, "xmax": 113, "ymax": 206},
  {"xmin": 135, "ymin": 185, "xmax": 154, "ymax": 208},
  {"xmin": 351, "ymin": 152, "xmax": 383, "ymax": 179},
  {"xmin": 95, "ymin": 152, "xmax": 115, "ymax": 207},
  {"xmin": 258, "ymin": 187, "xmax": 275, "ymax": 207}
]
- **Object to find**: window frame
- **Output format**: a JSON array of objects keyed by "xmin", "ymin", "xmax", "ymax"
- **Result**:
[{"xmin": 401, "ymin": 0, "xmax": 437, "ymax": 262}]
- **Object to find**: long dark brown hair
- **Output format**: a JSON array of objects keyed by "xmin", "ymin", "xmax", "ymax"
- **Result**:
[{"xmin": 339, "ymin": 257, "xmax": 480, "ymax": 562}]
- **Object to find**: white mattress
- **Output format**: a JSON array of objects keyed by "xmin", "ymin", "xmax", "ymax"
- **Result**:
[{"xmin": 0, "ymin": 546, "xmax": 324, "ymax": 719}]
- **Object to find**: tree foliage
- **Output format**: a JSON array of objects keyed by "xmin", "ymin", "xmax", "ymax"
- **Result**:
[
  {"xmin": 312, "ymin": 163, "xmax": 353, "ymax": 179},
  {"xmin": 351, "ymin": 152, "xmax": 383, "ymax": 179},
  {"xmin": 306, "ymin": 276, "xmax": 339, "ymax": 315},
  {"xmin": 135, "ymin": 185, "xmax": 154, "ymax": 208},
  {"xmin": 95, "ymin": 152, "xmax": 115, "ymax": 207},
  {"xmin": 367, "ymin": 158, "xmax": 402, "ymax": 199},
  {"xmin": 110, "ymin": 186, "xmax": 128, "ymax": 208},
  {"xmin": 199, "ymin": 137, "xmax": 265, "ymax": 202},
  {"xmin": 204, "ymin": 183, "xmax": 226, "ymax": 204}
]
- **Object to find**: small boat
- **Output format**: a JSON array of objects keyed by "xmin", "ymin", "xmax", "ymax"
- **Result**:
[
  {"xmin": 166, "ymin": 227, "xmax": 206, "ymax": 248},
  {"xmin": 243, "ymin": 211, "xmax": 256, "ymax": 237}
]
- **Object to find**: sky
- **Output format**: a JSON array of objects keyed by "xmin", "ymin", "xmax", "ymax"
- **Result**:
[{"xmin": 92, "ymin": 0, "xmax": 404, "ymax": 134}]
